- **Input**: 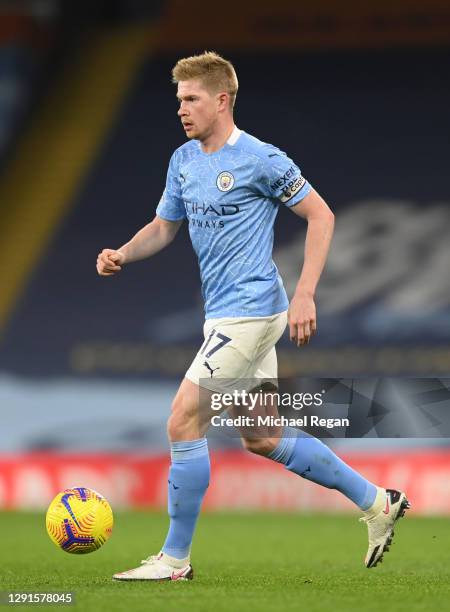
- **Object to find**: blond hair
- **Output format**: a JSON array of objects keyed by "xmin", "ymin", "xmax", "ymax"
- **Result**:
[{"xmin": 172, "ymin": 51, "xmax": 238, "ymax": 109}]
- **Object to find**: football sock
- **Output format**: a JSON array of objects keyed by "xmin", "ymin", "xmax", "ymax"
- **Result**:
[
  {"xmin": 162, "ymin": 438, "xmax": 210, "ymax": 559},
  {"xmin": 268, "ymin": 429, "xmax": 377, "ymax": 510}
]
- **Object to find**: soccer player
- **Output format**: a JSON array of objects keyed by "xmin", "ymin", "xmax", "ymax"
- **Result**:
[{"xmin": 96, "ymin": 52, "xmax": 409, "ymax": 581}]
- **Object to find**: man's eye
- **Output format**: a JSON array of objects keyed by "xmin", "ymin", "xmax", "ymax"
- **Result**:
[{"xmin": 178, "ymin": 97, "xmax": 197, "ymax": 103}]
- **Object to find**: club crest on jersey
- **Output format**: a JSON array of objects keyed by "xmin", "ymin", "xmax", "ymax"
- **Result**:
[{"xmin": 216, "ymin": 171, "xmax": 235, "ymax": 192}]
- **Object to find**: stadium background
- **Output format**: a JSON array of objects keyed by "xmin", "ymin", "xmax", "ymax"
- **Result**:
[{"xmin": 0, "ymin": 0, "xmax": 449, "ymax": 516}]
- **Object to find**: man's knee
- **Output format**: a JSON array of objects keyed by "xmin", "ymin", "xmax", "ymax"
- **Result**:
[
  {"xmin": 168, "ymin": 400, "xmax": 196, "ymax": 441},
  {"xmin": 167, "ymin": 379, "xmax": 205, "ymax": 441},
  {"xmin": 167, "ymin": 411, "xmax": 185, "ymax": 441},
  {"xmin": 242, "ymin": 437, "xmax": 278, "ymax": 457}
]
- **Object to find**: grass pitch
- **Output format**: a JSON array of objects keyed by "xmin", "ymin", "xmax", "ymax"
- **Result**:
[{"xmin": 0, "ymin": 511, "xmax": 449, "ymax": 612}]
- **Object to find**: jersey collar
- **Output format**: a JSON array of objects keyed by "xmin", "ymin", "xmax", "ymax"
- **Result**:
[{"xmin": 227, "ymin": 126, "xmax": 242, "ymax": 146}]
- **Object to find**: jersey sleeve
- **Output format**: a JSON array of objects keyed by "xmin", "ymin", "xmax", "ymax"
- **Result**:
[
  {"xmin": 257, "ymin": 145, "xmax": 311, "ymax": 207},
  {"xmin": 156, "ymin": 151, "xmax": 186, "ymax": 221}
]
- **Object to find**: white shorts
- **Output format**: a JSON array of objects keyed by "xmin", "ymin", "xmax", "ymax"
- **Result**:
[{"xmin": 185, "ymin": 311, "xmax": 288, "ymax": 392}]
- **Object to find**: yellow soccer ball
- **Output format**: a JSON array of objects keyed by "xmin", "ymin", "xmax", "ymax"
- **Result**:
[{"xmin": 46, "ymin": 487, "xmax": 113, "ymax": 554}]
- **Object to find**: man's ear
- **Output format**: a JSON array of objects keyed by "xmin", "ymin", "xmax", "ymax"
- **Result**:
[{"xmin": 217, "ymin": 92, "xmax": 229, "ymax": 112}]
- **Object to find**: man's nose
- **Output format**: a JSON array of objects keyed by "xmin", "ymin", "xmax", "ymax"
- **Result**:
[{"xmin": 178, "ymin": 104, "xmax": 188, "ymax": 117}]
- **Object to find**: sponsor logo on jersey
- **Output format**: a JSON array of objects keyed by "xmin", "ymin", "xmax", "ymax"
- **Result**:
[
  {"xmin": 217, "ymin": 171, "xmax": 235, "ymax": 192},
  {"xmin": 270, "ymin": 165, "xmax": 297, "ymax": 191},
  {"xmin": 279, "ymin": 175, "xmax": 306, "ymax": 203},
  {"xmin": 190, "ymin": 218, "xmax": 225, "ymax": 229},
  {"xmin": 186, "ymin": 201, "xmax": 239, "ymax": 216}
]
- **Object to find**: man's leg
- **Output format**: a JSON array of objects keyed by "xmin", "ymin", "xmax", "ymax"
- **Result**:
[
  {"xmin": 114, "ymin": 378, "xmax": 212, "ymax": 581},
  {"xmin": 241, "ymin": 416, "xmax": 377, "ymax": 509},
  {"xmin": 269, "ymin": 429, "xmax": 377, "ymax": 509},
  {"xmin": 240, "ymin": 391, "xmax": 409, "ymax": 569},
  {"xmin": 162, "ymin": 378, "xmax": 212, "ymax": 559}
]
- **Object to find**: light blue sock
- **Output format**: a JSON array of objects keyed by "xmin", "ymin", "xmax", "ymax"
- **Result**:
[
  {"xmin": 162, "ymin": 438, "xmax": 210, "ymax": 559},
  {"xmin": 268, "ymin": 429, "xmax": 377, "ymax": 510}
]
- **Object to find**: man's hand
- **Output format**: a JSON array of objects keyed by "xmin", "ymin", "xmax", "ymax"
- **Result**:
[
  {"xmin": 288, "ymin": 290, "xmax": 317, "ymax": 346},
  {"xmin": 96, "ymin": 249, "xmax": 125, "ymax": 276}
]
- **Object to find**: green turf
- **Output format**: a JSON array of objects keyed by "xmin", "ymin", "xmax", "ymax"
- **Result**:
[{"xmin": 0, "ymin": 511, "xmax": 449, "ymax": 612}]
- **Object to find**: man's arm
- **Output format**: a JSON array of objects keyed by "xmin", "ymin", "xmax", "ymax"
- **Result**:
[
  {"xmin": 96, "ymin": 216, "xmax": 183, "ymax": 276},
  {"xmin": 288, "ymin": 188, "xmax": 335, "ymax": 346}
]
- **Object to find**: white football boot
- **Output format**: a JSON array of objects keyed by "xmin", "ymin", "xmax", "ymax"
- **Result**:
[
  {"xmin": 360, "ymin": 487, "xmax": 410, "ymax": 568},
  {"xmin": 113, "ymin": 551, "xmax": 193, "ymax": 581}
]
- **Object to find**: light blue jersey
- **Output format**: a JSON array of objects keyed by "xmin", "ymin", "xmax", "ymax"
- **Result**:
[{"xmin": 156, "ymin": 127, "xmax": 311, "ymax": 319}]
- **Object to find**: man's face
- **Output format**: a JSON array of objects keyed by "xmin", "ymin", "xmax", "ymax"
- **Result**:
[{"xmin": 177, "ymin": 79, "xmax": 220, "ymax": 140}]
